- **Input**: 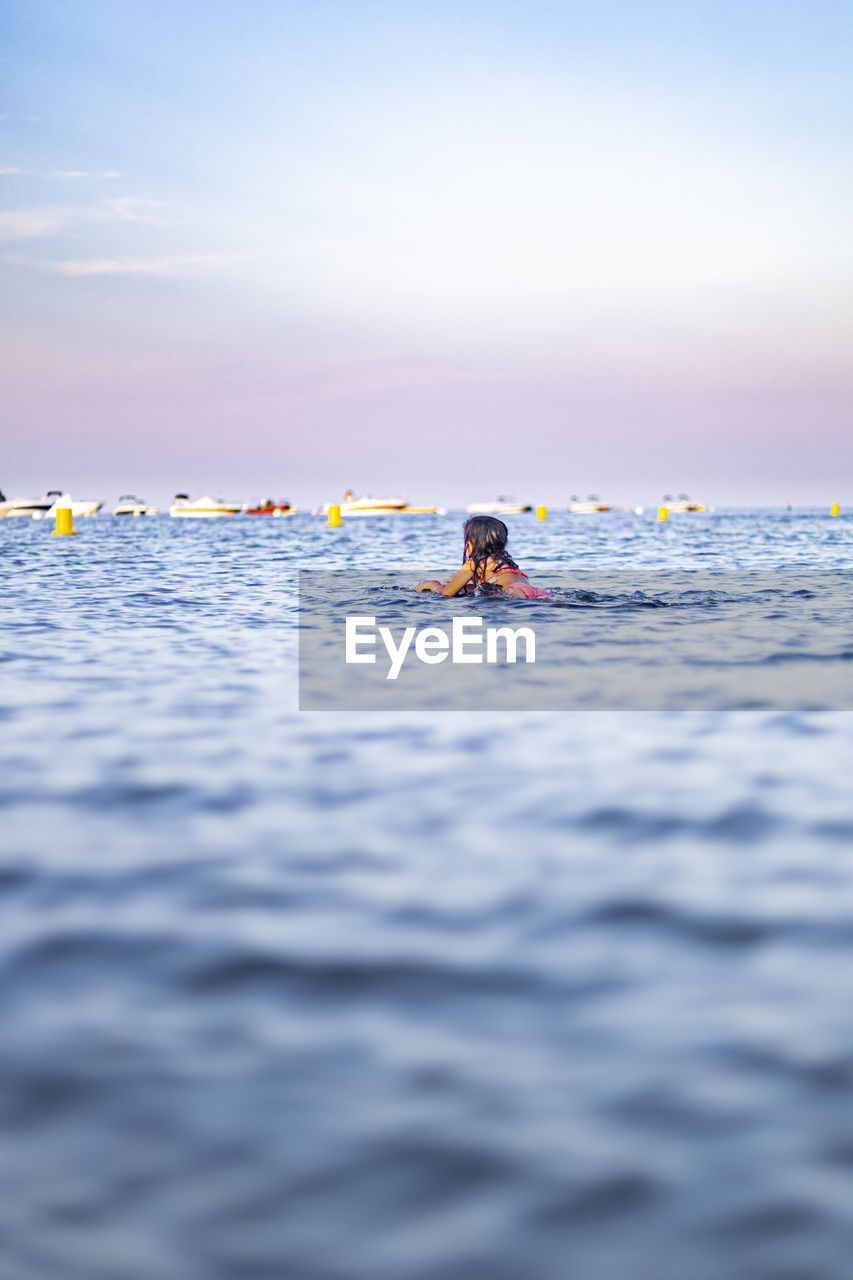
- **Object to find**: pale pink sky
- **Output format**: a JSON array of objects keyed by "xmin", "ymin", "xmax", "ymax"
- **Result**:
[{"xmin": 3, "ymin": 1, "xmax": 853, "ymax": 509}]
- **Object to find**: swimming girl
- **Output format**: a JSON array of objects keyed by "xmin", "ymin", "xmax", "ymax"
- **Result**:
[{"xmin": 416, "ymin": 515, "xmax": 548, "ymax": 599}]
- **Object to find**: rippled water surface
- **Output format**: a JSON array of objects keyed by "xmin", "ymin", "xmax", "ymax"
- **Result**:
[{"xmin": 2, "ymin": 509, "xmax": 853, "ymax": 1280}]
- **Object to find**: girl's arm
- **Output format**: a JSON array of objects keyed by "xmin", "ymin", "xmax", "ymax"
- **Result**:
[{"xmin": 416, "ymin": 562, "xmax": 475, "ymax": 596}]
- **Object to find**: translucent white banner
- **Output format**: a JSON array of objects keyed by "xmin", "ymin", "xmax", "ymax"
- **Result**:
[{"xmin": 298, "ymin": 571, "xmax": 853, "ymax": 711}]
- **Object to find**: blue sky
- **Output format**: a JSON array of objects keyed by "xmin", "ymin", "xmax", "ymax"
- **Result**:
[{"xmin": 3, "ymin": 0, "xmax": 853, "ymax": 507}]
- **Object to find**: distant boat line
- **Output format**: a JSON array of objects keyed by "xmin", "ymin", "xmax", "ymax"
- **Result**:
[{"xmin": 0, "ymin": 488, "xmax": 716, "ymax": 520}]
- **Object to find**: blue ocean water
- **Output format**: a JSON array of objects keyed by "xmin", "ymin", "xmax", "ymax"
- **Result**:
[{"xmin": 2, "ymin": 508, "xmax": 853, "ymax": 1280}]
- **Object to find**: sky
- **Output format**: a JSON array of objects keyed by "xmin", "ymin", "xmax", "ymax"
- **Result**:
[{"xmin": 2, "ymin": 0, "xmax": 853, "ymax": 509}]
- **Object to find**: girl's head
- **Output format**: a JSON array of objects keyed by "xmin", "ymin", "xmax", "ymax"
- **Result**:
[{"xmin": 463, "ymin": 515, "xmax": 518, "ymax": 582}]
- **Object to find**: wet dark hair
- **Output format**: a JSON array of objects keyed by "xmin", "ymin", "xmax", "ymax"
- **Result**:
[{"xmin": 463, "ymin": 515, "xmax": 519, "ymax": 584}]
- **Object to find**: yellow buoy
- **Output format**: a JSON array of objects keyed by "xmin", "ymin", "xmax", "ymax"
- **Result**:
[
  {"xmin": 831, "ymin": 503, "xmax": 840, "ymax": 517},
  {"xmin": 658, "ymin": 506, "xmax": 668, "ymax": 522},
  {"xmin": 536, "ymin": 505, "xmax": 547, "ymax": 521},
  {"xmin": 326, "ymin": 504, "xmax": 343, "ymax": 528},
  {"xmin": 52, "ymin": 504, "xmax": 78, "ymax": 536}
]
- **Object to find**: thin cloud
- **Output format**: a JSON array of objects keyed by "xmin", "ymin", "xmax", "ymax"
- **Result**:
[
  {"xmin": 46, "ymin": 253, "xmax": 241, "ymax": 277},
  {"xmin": 0, "ymin": 195, "xmax": 170, "ymax": 245},
  {"xmin": 0, "ymin": 208, "xmax": 66, "ymax": 245},
  {"xmin": 2, "ymin": 167, "xmax": 120, "ymax": 179},
  {"xmin": 51, "ymin": 169, "xmax": 121, "ymax": 179},
  {"xmin": 104, "ymin": 196, "xmax": 167, "ymax": 223}
]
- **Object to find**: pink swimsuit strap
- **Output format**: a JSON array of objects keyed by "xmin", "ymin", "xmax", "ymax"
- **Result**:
[
  {"xmin": 487, "ymin": 564, "xmax": 528, "ymax": 580},
  {"xmin": 485, "ymin": 563, "xmax": 548, "ymax": 598}
]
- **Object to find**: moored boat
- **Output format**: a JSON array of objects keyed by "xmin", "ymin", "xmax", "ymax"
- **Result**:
[
  {"xmin": 169, "ymin": 494, "xmax": 243, "ymax": 518},
  {"xmin": 1, "ymin": 491, "xmax": 103, "ymax": 518},
  {"xmin": 1, "ymin": 490, "xmax": 65, "ymax": 519},
  {"xmin": 317, "ymin": 492, "xmax": 409, "ymax": 517},
  {"xmin": 568, "ymin": 494, "xmax": 612, "ymax": 513},
  {"xmin": 61, "ymin": 498, "xmax": 103, "ymax": 518},
  {"xmin": 113, "ymin": 495, "xmax": 159, "ymax": 516},
  {"xmin": 244, "ymin": 499, "xmax": 297, "ymax": 515},
  {"xmin": 661, "ymin": 494, "xmax": 705, "ymax": 512},
  {"xmin": 466, "ymin": 498, "xmax": 533, "ymax": 515}
]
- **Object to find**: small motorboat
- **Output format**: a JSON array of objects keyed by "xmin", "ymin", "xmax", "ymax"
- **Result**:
[
  {"xmin": 48, "ymin": 494, "xmax": 103, "ymax": 518},
  {"xmin": 466, "ymin": 499, "xmax": 533, "ymax": 515},
  {"xmin": 1, "ymin": 486, "xmax": 102, "ymax": 517},
  {"xmin": 1, "ymin": 490, "xmax": 65, "ymax": 518},
  {"xmin": 169, "ymin": 494, "xmax": 244, "ymax": 518},
  {"xmin": 317, "ymin": 492, "xmax": 409, "ymax": 517},
  {"xmin": 661, "ymin": 494, "xmax": 706, "ymax": 512},
  {"xmin": 244, "ymin": 499, "xmax": 297, "ymax": 516},
  {"xmin": 1, "ymin": 491, "xmax": 103, "ymax": 518},
  {"xmin": 113, "ymin": 495, "xmax": 159, "ymax": 516},
  {"xmin": 568, "ymin": 494, "xmax": 612, "ymax": 513}
]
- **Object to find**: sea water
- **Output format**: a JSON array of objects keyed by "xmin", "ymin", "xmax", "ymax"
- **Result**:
[{"xmin": 1, "ymin": 509, "xmax": 853, "ymax": 1279}]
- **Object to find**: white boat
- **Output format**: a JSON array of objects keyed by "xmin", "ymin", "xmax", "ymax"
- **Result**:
[
  {"xmin": 169, "ymin": 494, "xmax": 243, "ymax": 518},
  {"xmin": 113, "ymin": 495, "xmax": 159, "ymax": 516},
  {"xmin": 466, "ymin": 499, "xmax": 533, "ymax": 515},
  {"xmin": 661, "ymin": 494, "xmax": 706, "ymax": 512},
  {"xmin": 47, "ymin": 494, "xmax": 103, "ymax": 518},
  {"xmin": 568, "ymin": 495, "xmax": 612, "ymax": 513},
  {"xmin": 1, "ymin": 489, "xmax": 65, "ymax": 518},
  {"xmin": 317, "ymin": 492, "xmax": 409, "ymax": 517},
  {"xmin": 0, "ymin": 490, "xmax": 102, "ymax": 518}
]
